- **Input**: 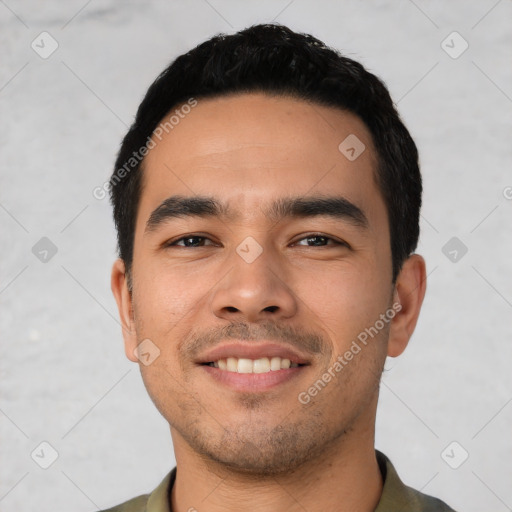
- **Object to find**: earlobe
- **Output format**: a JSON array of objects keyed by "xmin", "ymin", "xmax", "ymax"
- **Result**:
[
  {"xmin": 387, "ymin": 254, "xmax": 427, "ymax": 358},
  {"xmin": 111, "ymin": 259, "xmax": 139, "ymax": 362}
]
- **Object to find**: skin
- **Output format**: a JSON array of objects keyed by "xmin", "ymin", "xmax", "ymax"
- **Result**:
[{"xmin": 111, "ymin": 92, "xmax": 426, "ymax": 512}]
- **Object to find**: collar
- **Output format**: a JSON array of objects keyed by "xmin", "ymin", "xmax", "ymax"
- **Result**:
[{"xmin": 143, "ymin": 450, "xmax": 453, "ymax": 511}]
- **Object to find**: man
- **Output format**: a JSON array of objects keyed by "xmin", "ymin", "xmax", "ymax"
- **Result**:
[{"xmin": 105, "ymin": 23, "xmax": 456, "ymax": 511}]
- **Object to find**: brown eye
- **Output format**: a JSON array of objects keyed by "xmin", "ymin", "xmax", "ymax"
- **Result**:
[
  {"xmin": 167, "ymin": 236, "xmax": 215, "ymax": 247},
  {"xmin": 294, "ymin": 234, "xmax": 348, "ymax": 248}
]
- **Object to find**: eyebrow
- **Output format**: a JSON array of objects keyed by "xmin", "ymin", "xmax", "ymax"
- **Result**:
[{"xmin": 144, "ymin": 194, "xmax": 369, "ymax": 234}]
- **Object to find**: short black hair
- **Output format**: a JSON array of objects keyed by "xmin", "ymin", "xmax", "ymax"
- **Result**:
[{"xmin": 110, "ymin": 23, "xmax": 421, "ymax": 285}]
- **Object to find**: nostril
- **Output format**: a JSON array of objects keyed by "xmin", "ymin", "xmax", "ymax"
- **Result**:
[{"xmin": 264, "ymin": 306, "xmax": 279, "ymax": 313}]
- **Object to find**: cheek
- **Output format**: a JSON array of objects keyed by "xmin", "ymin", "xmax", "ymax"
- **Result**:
[
  {"xmin": 134, "ymin": 266, "xmax": 208, "ymax": 329},
  {"xmin": 139, "ymin": 362, "xmax": 197, "ymax": 424},
  {"xmin": 294, "ymin": 262, "xmax": 390, "ymax": 349}
]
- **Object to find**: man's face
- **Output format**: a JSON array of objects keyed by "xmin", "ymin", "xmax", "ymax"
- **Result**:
[{"xmin": 115, "ymin": 93, "xmax": 399, "ymax": 475}]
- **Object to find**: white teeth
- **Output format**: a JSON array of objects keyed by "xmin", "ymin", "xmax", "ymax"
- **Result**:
[
  {"xmin": 253, "ymin": 357, "xmax": 270, "ymax": 373},
  {"xmin": 237, "ymin": 358, "xmax": 253, "ymax": 374},
  {"xmin": 210, "ymin": 356, "xmax": 300, "ymax": 373},
  {"xmin": 270, "ymin": 356, "xmax": 281, "ymax": 371},
  {"xmin": 226, "ymin": 357, "xmax": 238, "ymax": 372}
]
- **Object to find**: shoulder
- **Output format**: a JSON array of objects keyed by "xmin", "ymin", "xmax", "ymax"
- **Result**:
[
  {"xmin": 376, "ymin": 451, "xmax": 458, "ymax": 512},
  {"xmin": 97, "ymin": 493, "xmax": 149, "ymax": 512},
  {"xmin": 94, "ymin": 468, "xmax": 175, "ymax": 512}
]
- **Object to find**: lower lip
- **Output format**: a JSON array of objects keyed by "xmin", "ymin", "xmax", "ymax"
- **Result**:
[{"xmin": 199, "ymin": 364, "xmax": 306, "ymax": 392}]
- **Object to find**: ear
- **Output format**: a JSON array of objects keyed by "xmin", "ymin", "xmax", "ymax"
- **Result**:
[
  {"xmin": 387, "ymin": 254, "xmax": 427, "ymax": 358},
  {"xmin": 111, "ymin": 258, "xmax": 139, "ymax": 362}
]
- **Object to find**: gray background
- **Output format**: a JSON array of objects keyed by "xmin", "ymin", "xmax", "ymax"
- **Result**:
[{"xmin": 1, "ymin": 1, "xmax": 511, "ymax": 510}]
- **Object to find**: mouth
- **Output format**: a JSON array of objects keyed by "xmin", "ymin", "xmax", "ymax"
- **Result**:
[
  {"xmin": 202, "ymin": 356, "xmax": 305, "ymax": 373},
  {"xmin": 196, "ymin": 341, "xmax": 312, "ymax": 392}
]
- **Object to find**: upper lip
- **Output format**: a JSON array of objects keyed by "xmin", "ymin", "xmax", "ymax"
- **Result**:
[{"xmin": 196, "ymin": 341, "xmax": 311, "ymax": 365}]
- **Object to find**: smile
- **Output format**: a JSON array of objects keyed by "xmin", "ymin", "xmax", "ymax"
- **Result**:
[{"xmin": 204, "ymin": 356, "xmax": 302, "ymax": 373}]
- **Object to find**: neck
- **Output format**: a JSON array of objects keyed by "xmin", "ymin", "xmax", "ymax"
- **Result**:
[{"xmin": 169, "ymin": 423, "xmax": 383, "ymax": 512}]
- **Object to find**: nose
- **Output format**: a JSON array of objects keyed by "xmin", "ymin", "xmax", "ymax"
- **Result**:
[{"xmin": 209, "ymin": 246, "xmax": 298, "ymax": 324}]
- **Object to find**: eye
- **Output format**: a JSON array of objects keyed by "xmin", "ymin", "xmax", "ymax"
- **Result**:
[
  {"xmin": 293, "ymin": 234, "xmax": 348, "ymax": 248},
  {"xmin": 166, "ymin": 235, "xmax": 216, "ymax": 247},
  {"xmin": 164, "ymin": 234, "xmax": 348, "ymax": 249}
]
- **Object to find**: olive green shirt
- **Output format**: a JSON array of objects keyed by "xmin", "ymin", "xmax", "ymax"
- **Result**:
[{"xmin": 98, "ymin": 451, "xmax": 456, "ymax": 511}]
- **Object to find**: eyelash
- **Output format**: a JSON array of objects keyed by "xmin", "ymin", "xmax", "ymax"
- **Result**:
[{"xmin": 165, "ymin": 233, "xmax": 349, "ymax": 249}]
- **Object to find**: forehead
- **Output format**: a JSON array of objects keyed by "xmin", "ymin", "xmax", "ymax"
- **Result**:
[{"xmin": 136, "ymin": 93, "xmax": 384, "ymax": 229}]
